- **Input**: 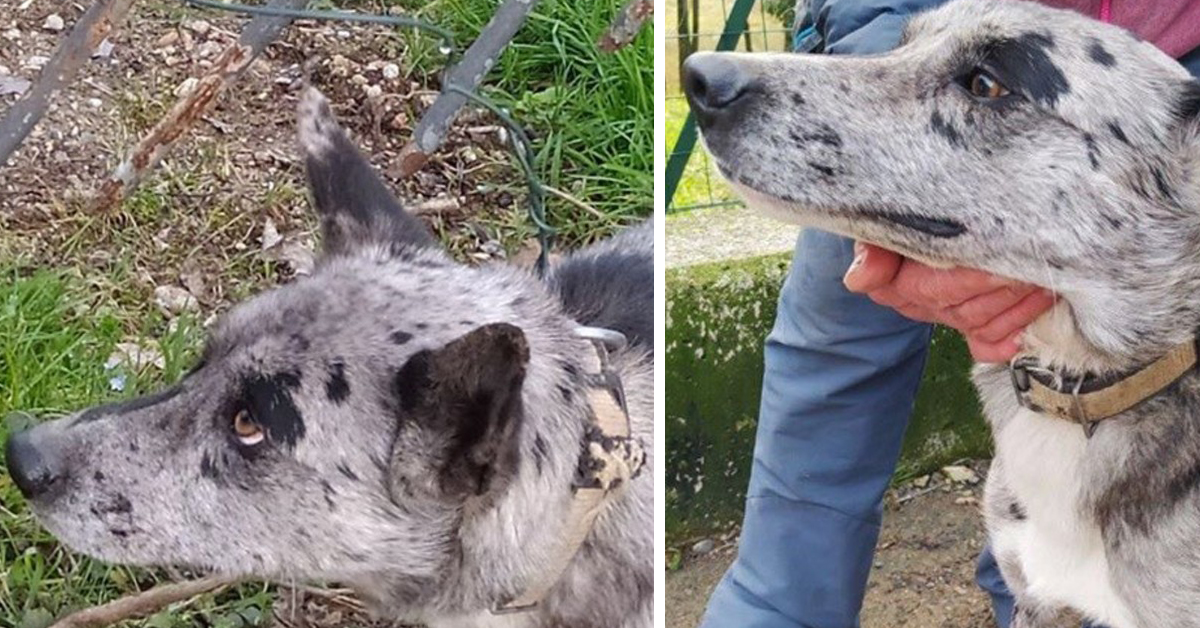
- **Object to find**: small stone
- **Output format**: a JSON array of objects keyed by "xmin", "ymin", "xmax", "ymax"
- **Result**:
[
  {"xmin": 174, "ymin": 77, "xmax": 198, "ymax": 98},
  {"xmin": 941, "ymin": 465, "xmax": 980, "ymax": 485},
  {"xmin": 2, "ymin": 28, "xmax": 21, "ymax": 41},
  {"xmin": 86, "ymin": 97, "xmax": 102, "ymax": 108},
  {"xmin": 156, "ymin": 30, "xmax": 180, "ymax": 48},
  {"xmin": 382, "ymin": 62, "xmax": 400, "ymax": 80},
  {"xmin": 93, "ymin": 39, "xmax": 115, "ymax": 59},
  {"xmin": 691, "ymin": 539, "xmax": 715, "ymax": 555},
  {"xmin": 350, "ymin": 73, "xmax": 368, "ymax": 86},
  {"xmin": 108, "ymin": 342, "xmax": 166, "ymax": 371},
  {"xmin": 363, "ymin": 84, "xmax": 382, "ymax": 98},
  {"xmin": 153, "ymin": 285, "xmax": 199, "ymax": 316},
  {"xmin": 336, "ymin": 29, "xmax": 351, "ymax": 39},
  {"xmin": 912, "ymin": 474, "xmax": 931, "ymax": 488},
  {"xmin": 24, "ymin": 55, "xmax": 50, "ymax": 70},
  {"xmin": 955, "ymin": 496, "xmax": 978, "ymax": 506},
  {"xmin": 43, "ymin": 14, "xmax": 64, "ymax": 32},
  {"xmin": 196, "ymin": 41, "xmax": 222, "ymax": 58},
  {"xmin": 184, "ymin": 19, "xmax": 211, "ymax": 35},
  {"xmin": 389, "ymin": 112, "xmax": 409, "ymax": 129},
  {"xmin": 0, "ymin": 64, "xmax": 10, "ymax": 75}
]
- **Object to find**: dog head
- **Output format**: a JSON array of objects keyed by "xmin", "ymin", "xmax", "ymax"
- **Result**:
[
  {"xmin": 4, "ymin": 89, "xmax": 593, "ymax": 608},
  {"xmin": 688, "ymin": 0, "xmax": 1200, "ymax": 364}
]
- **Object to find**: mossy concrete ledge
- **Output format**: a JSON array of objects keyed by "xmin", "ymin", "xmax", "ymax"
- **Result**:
[{"xmin": 666, "ymin": 253, "xmax": 993, "ymax": 542}]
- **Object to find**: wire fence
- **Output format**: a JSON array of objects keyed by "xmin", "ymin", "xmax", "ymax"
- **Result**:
[{"xmin": 665, "ymin": 0, "xmax": 792, "ymax": 213}]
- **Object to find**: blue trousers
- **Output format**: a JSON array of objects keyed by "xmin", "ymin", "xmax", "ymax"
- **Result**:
[{"xmin": 698, "ymin": 229, "xmax": 1016, "ymax": 628}]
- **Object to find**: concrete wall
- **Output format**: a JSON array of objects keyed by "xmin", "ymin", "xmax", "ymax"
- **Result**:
[{"xmin": 666, "ymin": 253, "xmax": 993, "ymax": 541}]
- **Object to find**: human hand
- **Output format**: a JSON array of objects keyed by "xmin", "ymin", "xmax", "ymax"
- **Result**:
[{"xmin": 842, "ymin": 242, "xmax": 1056, "ymax": 363}]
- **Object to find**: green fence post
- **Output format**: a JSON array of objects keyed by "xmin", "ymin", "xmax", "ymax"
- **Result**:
[{"xmin": 664, "ymin": 0, "xmax": 759, "ymax": 212}]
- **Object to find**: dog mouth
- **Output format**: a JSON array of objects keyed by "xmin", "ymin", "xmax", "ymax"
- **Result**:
[
  {"xmin": 718, "ymin": 164, "xmax": 968, "ymax": 240},
  {"xmin": 857, "ymin": 210, "xmax": 967, "ymax": 238}
]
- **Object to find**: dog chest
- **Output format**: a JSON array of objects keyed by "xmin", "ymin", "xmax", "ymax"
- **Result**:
[{"xmin": 993, "ymin": 408, "xmax": 1138, "ymax": 628}]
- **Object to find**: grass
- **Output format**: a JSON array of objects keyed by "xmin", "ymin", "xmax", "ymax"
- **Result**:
[
  {"xmin": 412, "ymin": 0, "xmax": 654, "ymax": 246},
  {"xmin": 0, "ymin": 270, "xmax": 284, "ymax": 628}
]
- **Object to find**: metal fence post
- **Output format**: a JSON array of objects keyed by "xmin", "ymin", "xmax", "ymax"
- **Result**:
[{"xmin": 664, "ymin": 0, "xmax": 758, "ymax": 211}]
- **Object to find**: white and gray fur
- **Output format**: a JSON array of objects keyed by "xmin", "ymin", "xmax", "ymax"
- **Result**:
[
  {"xmin": 4, "ymin": 88, "xmax": 652, "ymax": 628},
  {"xmin": 688, "ymin": 1, "xmax": 1200, "ymax": 626}
]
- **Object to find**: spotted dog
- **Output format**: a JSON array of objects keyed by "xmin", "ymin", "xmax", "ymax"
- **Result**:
[
  {"xmin": 5, "ymin": 88, "xmax": 653, "ymax": 628},
  {"xmin": 686, "ymin": 1, "xmax": 1200, "ymax": 626}
]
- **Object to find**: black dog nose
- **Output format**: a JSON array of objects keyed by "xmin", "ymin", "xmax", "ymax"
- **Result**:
[
  {"xmin": 5, "ymin": 429, "xmax": 64, "ymax": 500},
  {"xmin": 683, "ymin": 53, "xmax": 751, "ymax": 113}
]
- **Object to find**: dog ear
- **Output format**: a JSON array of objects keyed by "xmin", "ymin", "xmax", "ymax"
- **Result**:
[
  {"xmin": 390, "ymin": 323, "xmax": 530, "ymax": 502},
  {"xmin": 296, "ymin": 87, "xmax": 438, "ymax": 256}
]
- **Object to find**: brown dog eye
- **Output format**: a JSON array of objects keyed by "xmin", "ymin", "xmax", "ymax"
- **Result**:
[
  {"xmin": 233, "ymin": 409, "xmax": 264, "ymax": 446},
  {"xmin": 967, "ymin": 70, "xmax": 1010, "ymax": 99}
]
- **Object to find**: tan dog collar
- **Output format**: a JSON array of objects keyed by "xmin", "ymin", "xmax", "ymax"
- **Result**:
[
  {"xmin": 1009, "ymin": 339, "xmax": 1198, "ymax": 437},
  {"xmin": 492, "ymin": 326, "xmax": 645, "ymax": 614}
]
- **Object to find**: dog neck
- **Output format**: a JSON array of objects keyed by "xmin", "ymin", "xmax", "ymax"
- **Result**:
[{"xmin": 412, "ymin": 331, "xmax": 645, "ymax": 621}]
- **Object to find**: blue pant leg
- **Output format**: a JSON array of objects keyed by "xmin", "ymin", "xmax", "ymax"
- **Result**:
[
  {"xmin": 977, "ymin": 545, "xmax": 1015, "ymax": 627},
  {"xmin": 699, "ymin": 230, "xmax": 932, "ymax": 628}
]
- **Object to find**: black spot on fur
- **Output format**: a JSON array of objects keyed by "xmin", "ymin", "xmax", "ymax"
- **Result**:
[
  {"xmin": 789, "ymin": 92, "xmax": 805, "ymax": 107},
  {"xmin": 929, "ymin": 110, "xmax": 964, "ymax": 148},
  {"xmin": 321, "ymin": 479, "xmax": 337, "ymax": 510},
  {"xmin": 1107, "ymin": 121, "xmax": 1129, "ymax": 145},
  {"xmin": 289, "ymin": 333, "xmax": 310, "ymax": 351},
  {"xmin": 1008, "ymin": 501, "xmax": 1027, "ymax": 521},
  {"xmin": 791, "ymin": 123, "xmax": 843, "ymax": 148},
  {"xmin": 533, "ymin": 433, "xmax": 549, "ymax": 474},
  {"xmin": 985, "ymin": 33, "xmax": 1069, "ymax": 106},
  {"xmin": 243, "ymin": 372, "xmax": 306, "ymax": 448},
  {"xmin": 337, "ymin": 462, "xmax": 360, "ymax": 481},
  {"xmin": 1153, "ymin": 168, "xmax": 1174, "ymax": 201},
  {"xmin": 390, "ymin": 330, "xmax": 413, "ymax": 345},
  {"xmin": 1105, "ymin": 215, "xmax": 1123, "ymax": 229},
  {"xmin": 74, "ymin": 385, "xmax": 183, "ymax": 426},
  {"xmin": 1083, "ymin": 133, "xmax": 1100, "ymax": 169},
  {"xmin": 558, "ymin": 384, "xmax": 573, "ymax": 402},
  {"xmin": 1088, "ymin": 39, "xmax": 1115, "ymax": 66},
  {"xmin": 395, "ymin": 351, "xmax": 433, "ymax": 413},
  {"xmin": 200, "ymin": 453, "xmax": 219, "ymax": 480},
  {"xmin": 1175, "ymin": 80, "xmax": 1200, "ymax": 121},
  {"xmin": 93, "ymin": 470, "xmax": 105, "ymax": 483},
  {"xmin": 808, "ymin": 161, "xmax": 837, "ymax": 177},
  {"xmin": 325, "ymin": 362, "xmax": 350, "ymax": 403}
]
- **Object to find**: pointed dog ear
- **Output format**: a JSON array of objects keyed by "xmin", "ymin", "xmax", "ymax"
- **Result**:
[
  {"xmin": 296, "ymin": 87, "xmax": 438, "ymax": 256},
  {"xmin": 390, "ymin": 323, "xmax": 530, "ymax": 501}
]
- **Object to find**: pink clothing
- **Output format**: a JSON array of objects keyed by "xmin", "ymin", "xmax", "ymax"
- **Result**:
[{"xmin": 1041, "ymin": 1, "xmax": 1200, "ymax": 58}]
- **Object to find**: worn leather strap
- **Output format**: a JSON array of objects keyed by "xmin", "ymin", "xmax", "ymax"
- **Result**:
[
  {"xmin": 1013, "ymin": 340, "xmax": 1197, "ymax": 425},
  {"xmin": 492, "ymin": 331, "xmax": 644, "ymax": 614}
]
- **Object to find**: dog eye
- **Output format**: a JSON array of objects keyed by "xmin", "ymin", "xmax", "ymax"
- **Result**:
[
  {"xmin": 965, "ymin": 69, "xmax": 1010, "ymax": 99},
  {"xmin": 232, "ymin": 409, "xmax": 264, "ymax": 446}
]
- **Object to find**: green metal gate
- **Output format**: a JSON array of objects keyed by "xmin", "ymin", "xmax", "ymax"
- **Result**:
[{"xmin": 666, "ymin": 0, "xmax": 792, "ymax": 212}]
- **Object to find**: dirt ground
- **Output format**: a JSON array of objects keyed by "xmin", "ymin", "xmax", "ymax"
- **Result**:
[{"xmin": 667, "ymin": 469, "xmax": 996, "ymax": 628}]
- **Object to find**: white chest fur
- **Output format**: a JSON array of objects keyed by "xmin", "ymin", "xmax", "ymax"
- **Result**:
[{"xmin": 992, "ymin": 408, "xmax": 1138, "ymax": 628}]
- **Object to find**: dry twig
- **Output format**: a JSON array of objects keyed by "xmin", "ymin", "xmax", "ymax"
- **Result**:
[
  {"xmin": 0, "ymin": 0, "xmax": 135, "ymax": 167},
  {"xmin": 48, "ymin": 575, "xmax": 242, "ymax": 628},
  {"xmin": 88, "ymin": 0, "xmax": 308, "ymax": 213},
  {"xmin": 597, "ymin": 0, "xmax": 653, "ymax": 52}
]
